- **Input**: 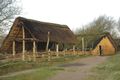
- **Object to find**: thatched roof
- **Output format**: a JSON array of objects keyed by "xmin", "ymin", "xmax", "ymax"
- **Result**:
[
  {"xmin": 87, "ymin": 33, "xmax": 117, "ymax": 50},
  {"xmin": 114, "ymin": 39, "xmax": 120, "ymax": 51},
  {"xmin": 1, "ymin": 17, "xmax": 77, "ymax": 52},
  {"xmin": 77, "ymin": 32, "xmax": 117, "ymax": 50}
]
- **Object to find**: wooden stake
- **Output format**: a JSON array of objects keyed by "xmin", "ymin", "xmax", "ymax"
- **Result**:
[
  {"xmin": 46, "ymin": 32, "xmax": 50, "ymax": 52},
  {"xmin": 22, "ymin": 26, "xmax": 25, "ymax": 61},
  {"xmin": 56, "ymin": 44, "xmax": 59, "ymax": 57},
  {"xmin": 48, "ymin": 49, "xmax": 51, "ymax": 61},
  {"xmin": 73, "ymin": 45, "xmax": 75, "ymax": 55},
  {"xmin": 12, "ymin": 41, "xmax": 16, "ymax": 56},
  {"xmin": 63, "ymin": 50, "xmax": 66, "ymax": 56},
  {"xmin": 82, "ymin": 37, "xmax": 85, "ymax": 53},
  {"xmin": 33, "ymin": 40, "xmax": 36, "ymax": 61}
]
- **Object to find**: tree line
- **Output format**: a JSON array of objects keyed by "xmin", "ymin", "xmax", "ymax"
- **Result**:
[{"xmin": 75, "ymin": 15, "xmax": 120, "ymax": 49}]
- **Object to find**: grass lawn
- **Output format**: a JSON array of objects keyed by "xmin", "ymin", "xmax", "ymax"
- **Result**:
[
  {"xmin": 0, "ymin": 67, "xmax": 63, "ymax": 80},
  {"xmin": 85, "ymin": 52, "xmax": 120, "ymax": 80},
  {"xmin": 0, "ymin": 54, "xmax": 90, "ymax": 80}
]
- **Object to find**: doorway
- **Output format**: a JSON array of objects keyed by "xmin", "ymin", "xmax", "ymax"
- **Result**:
[{"xmin": 99, "ymin": 45, "xmax": 103, "ymax": 56}]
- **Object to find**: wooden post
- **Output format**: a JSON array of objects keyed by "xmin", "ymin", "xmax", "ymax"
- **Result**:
[
  {"xmin": 33, "ymin": 40, "xmax": 36, "ymax": 61},
  {"xmin": 48, "ymin": 49, "xmax": 51, "ymax": 61},
  {"xmin": 82, "ymin": 37, "xmax": 85, "ymax": 54},
  {"xmin": 73, "ymin": 45, "xmax": 75, "ymax": 55},
  {"xmin": 12, "ymin": 41, "xmax": 16, "ymax": 56},
  {"xmin": 63, "ymin": 49, "xmax": 66, "ymax": 56},
  {"xmin": 46, "ymin": 32, "xmax": 50, "ymax": 52},
  {"xmin": 22, "ymin": 26, "xmax": 25, "ymax": 61},
  {"xmin": 56, "ymin": 44, "xmax": 59, "ymax": 57}
]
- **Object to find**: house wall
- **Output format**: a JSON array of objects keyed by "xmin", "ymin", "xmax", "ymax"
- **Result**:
[{"xmin": 92, "ymin": 36, "xmax": 116, "ymax": 55}]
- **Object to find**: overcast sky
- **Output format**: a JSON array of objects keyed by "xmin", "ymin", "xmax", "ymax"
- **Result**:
[{"xmin": 21, "ymin": 0, "xmax": 120, "ymax": 31}]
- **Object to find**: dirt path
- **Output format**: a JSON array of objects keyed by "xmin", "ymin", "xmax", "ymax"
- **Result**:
[
  {"xmin": 48, "ymin": 56, "xmax": 109, "ymax": 80},
  {"xmin": 0, "ymin": 56, "xmax": 108, "ymax": 80}
]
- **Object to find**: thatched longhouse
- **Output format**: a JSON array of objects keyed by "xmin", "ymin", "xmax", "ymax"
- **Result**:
[{"xmin": 0, "ymin": 17, "xmax": 77, "ymax": 55}]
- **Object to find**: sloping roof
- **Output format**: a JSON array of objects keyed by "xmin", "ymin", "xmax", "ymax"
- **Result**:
[
  {"xmin": 114, "ymin": 39, "xmax": 120, "ymax": 51},
  {"xmin": 87, "ymin": 33, "xmax": 117, "ymax": 50},
  {"xmin": 1, "ymin": 17, "xmax": 77, "ymax": 52}
]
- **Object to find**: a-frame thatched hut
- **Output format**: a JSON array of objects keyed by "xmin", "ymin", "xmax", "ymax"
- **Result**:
[
  {"xmin": 0, "ymin": 17, "xmax": 77, "ymax": 59},
  {"xmin": 87, "ymin": 33, "xmax": 117, "ymax": 55},
  {"xmin": 77, "ymin": 32, "xmax": 117, "ymax": 55}
]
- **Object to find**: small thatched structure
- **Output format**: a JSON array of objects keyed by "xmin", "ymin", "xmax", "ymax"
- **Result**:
[
  {"xmin": 77, "ymin": 33, "xmax": 117, "ymax": 55},
  {"xmin": 0, "ymin": 17, "xmax": 77, "ymax": 56}
]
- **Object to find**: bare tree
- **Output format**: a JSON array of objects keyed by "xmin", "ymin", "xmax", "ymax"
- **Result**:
[
  {"xmin": 76, "ymin": 15, "xmax": 117, "ymax": 49},
  {"xmin": 0, "ymin": 0, "xmax": 21, "ymax": 35},
  {"xmin": 117, "ymin": 18, "xmax": 120, "ymax": 32},
  {"xmin": 76, "ymin": 15, "xmax": 116, "ymax": 36}
]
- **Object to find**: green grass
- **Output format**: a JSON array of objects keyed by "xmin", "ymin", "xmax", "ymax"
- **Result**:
[
  {"xmin": 85, "ymin": 52, "xmax": 120, "ymax": 80},
  {"xmin": 0, "ymin": 67, "xmax": 63, "ymax": 80},
  {"xmin": 0, "ymin": 54, "xmax": 90, "ymax": 80},
  {"xmin": 0, "ymin": 60, "xmax": 51, "ymax": 76}
]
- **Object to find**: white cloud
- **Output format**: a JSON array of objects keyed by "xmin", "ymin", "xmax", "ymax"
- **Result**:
[{"xmin": 21, "ymin": 0, "xmax": 120, "ymax": 31}]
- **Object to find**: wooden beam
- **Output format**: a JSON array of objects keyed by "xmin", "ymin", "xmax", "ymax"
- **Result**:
[
  {"xmin": 46, "ymin": 32, "xmax": 50, "ymax": 52},
  {"xmin": 56, "ymin": 44, "xmax": 59, "ymax": 57},
  {"xmin": 77, "ymin": 33, "xmax": 106, "ymax": 37},
  {"xmin": 48, "ymin": 49, "xmax": 51, "ymax": 61},
  {"xmin": 33, "ymin": 40, "xmax": 36, "ymax": 61},
  {"xmin": 82, "ymin": 37, "xmax": 85, "ymax": 53},
  {"xmin": 14, "ymin": 38, "xmax": 37, "ymax": 41},
  {"xmin": 73, "ymin": 45, "xmax": 75, "ymax": 55},
  {"xmin": 23, "ymin": 25, "xmax": 36, "ymax": 38},
  {"xmin": 12, "ymin": 41, "xmax": 15, "ymax": 56},
  {"xmin": 22, "ymin": 26, "xmax": 25, "ymax": 61}
]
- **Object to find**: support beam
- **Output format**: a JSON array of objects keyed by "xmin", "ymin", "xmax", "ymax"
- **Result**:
[
  {"xmin": 48, "ymin": 49, "xmax": 51, "ymax": 61},
  {"xmin": 33, "ymin": 40, "xmax": 36, "ymax": 61},
  {"xmin": 82, "ymin": 37, "xmax": 85, "ymax": 53},
  {"xmin": 73, "ymin": 45, "xmax": 75, "ymax": 55},
  {"xmin": 46, "ymin": 32, "xmax": 50, "ymax": 52},
  {"xmin": 56, "ymin": 44, "xmax": 59, "ymax": 57},
  {"xmin": 22, "ymin": 26, "xmax": 25, "ymax": 61},
  {"xmin": 12, "ymin": 41, "xmax": 16, "ymax": 56}
]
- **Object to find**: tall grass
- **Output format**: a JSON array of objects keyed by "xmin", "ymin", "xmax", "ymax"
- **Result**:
[
  {"xmin": 85, "ymin": 52, "xmax": 120, "ymax": 80},
  {"xmin": 0, "ymin": 54, "xmax": 90, "ymax": 76},
  {"xmin": 0, "ymin": 67, "xmax": 61, "ymax": 80}
]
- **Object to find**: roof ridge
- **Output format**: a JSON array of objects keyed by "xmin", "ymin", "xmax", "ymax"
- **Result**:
[{"xmin": 16, "ymin": 16, "xmax": 68, "ymax": 28}]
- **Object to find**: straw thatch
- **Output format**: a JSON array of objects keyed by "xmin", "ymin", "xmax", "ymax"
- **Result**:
[
  {"xmin": 77, "ymin": 32, "xmax": 117, "ymax": 51},
  {"xmin": 1, "ymin": 17, "xmax": 77, "ymax": 53},
  {"xmin": 87, "ymin": 32, "xmax": 117, "ymax": 50}
]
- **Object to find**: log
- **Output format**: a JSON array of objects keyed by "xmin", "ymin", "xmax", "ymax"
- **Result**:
[
  {"xmin": 73, "ymin": 45, "xmax": 75, "ymax": 55},
  {"xmin": 46, "ymin": 32, "xmax": 50, "ymax": 51},
  {"xmin": 56, "ymin": 44, "xmax": 59, "ymax": 57},
  {"xmin": 22, "ymin": 26, "xmax": 25, "ymax": 61},
  {"xmin": 33, "ymin": 40, "xmax": 36, "ymax": 61},
  {"xmin": 48, "ymin": 49, "xmax": 51, "ymax": 61},
  {"xmin": 12, "ymin": 41, "xmax": 16, "ymax": 56},
  {"xmin": 82, "ymin": 37, "xmax": 85, "ymax": 53},
  {"xmin": 15, "ymin": 38, "xmax": 37, "ymax": 41}
]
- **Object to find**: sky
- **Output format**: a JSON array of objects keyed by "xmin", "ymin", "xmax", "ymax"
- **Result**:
[{"xmin": 21, "ymin": 0, "xmax": 120, "ymax": 31}]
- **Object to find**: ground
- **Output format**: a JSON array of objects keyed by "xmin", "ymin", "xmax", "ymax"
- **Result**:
[
  {"xmin": 0, "ymin": 56, "xmax": 108, "ymax": 80},
  {"xmin": 49, "ymin": 56, "xmax": 108, "ymax": 80}
]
